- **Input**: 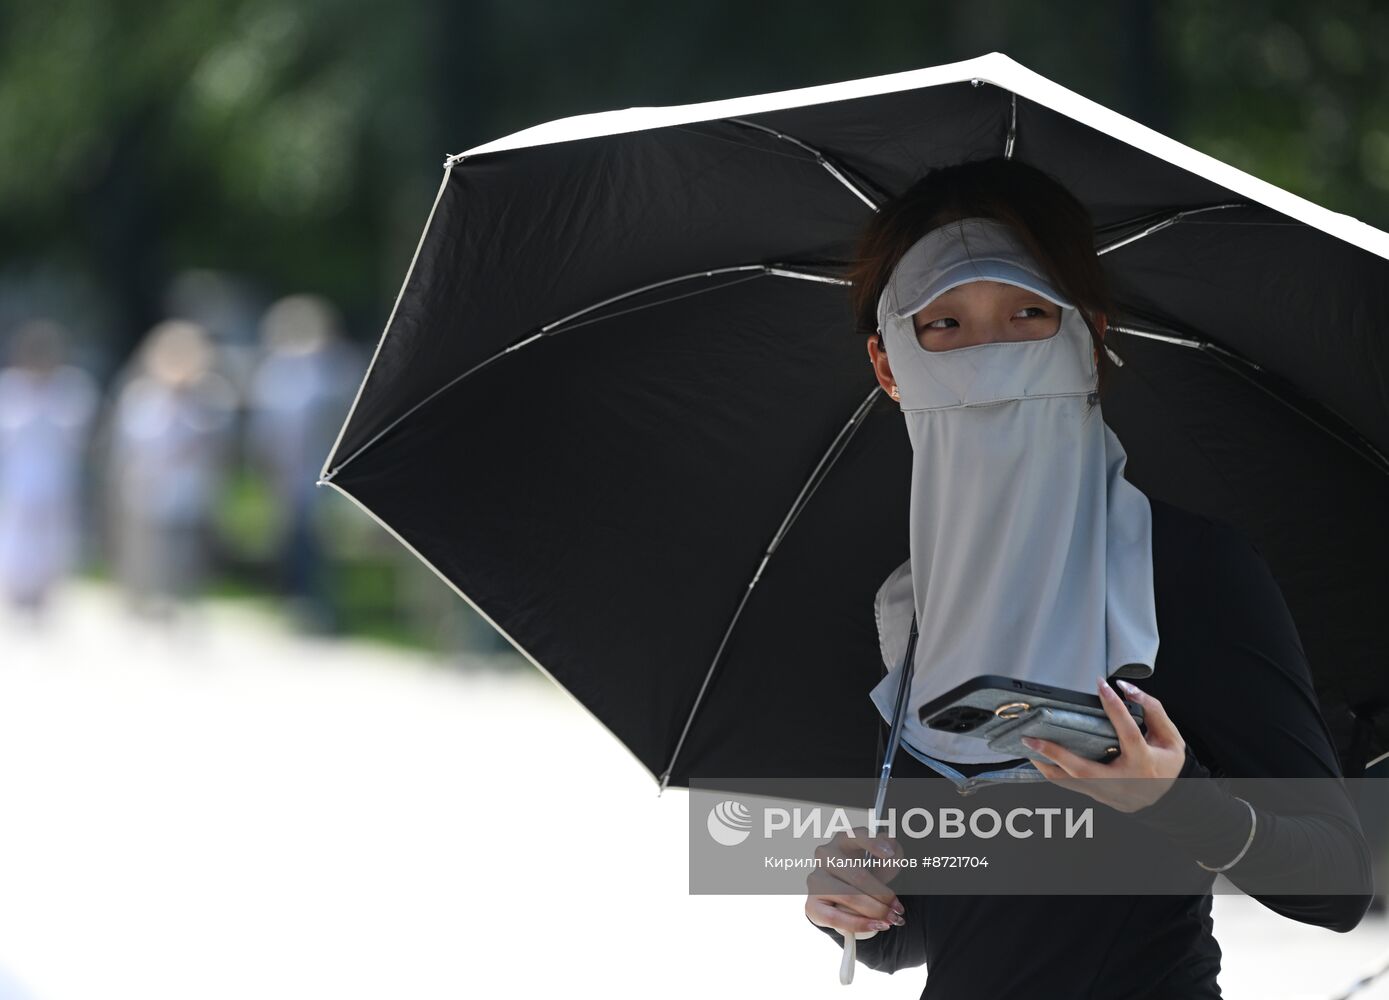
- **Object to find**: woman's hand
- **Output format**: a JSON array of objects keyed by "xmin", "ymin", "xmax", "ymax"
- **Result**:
[
  {"xmin": 1020, "ymin": 677, "xmax": 1186, "ymax": 813},
  {"xmin": 804, "ymin": 827, "xmax": 907, "ymax": 937}
]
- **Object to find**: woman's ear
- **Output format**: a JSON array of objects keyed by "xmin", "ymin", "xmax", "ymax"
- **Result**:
[{"xmin": 867, "ymin": 332, "xmax": 897, "ymax": 398}]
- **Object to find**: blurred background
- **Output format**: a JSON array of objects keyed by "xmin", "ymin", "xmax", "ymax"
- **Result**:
[
  {"xmin": 4, "ymin": 0, "xmax": 1389, "ymax": 649},
  {"xmin": 1, "ymin": 2, "xmax": 1387, "ymax": 998}
]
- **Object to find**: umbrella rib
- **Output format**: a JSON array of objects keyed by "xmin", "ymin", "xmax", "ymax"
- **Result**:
[
  {"xmin": 656, "ymin": 385, "xmax": 885, "ymax": 794},
  {"xmin": 1111, "ymin": 322, "xmax": 1389, "ymax": 477},
  {"xmin": 1096, "ymin": 202, "xmax": 1252, "ymax": 255},
  {"xmin": 723, "ymin": 117, "xmax": 880, "ymax": 211},
  {"xmin": 1099, "ymin": 205, "xmax": 1389, "ymax": 477},
  {"xmin": 319, "ymin": 265, "xmax": 851, "ymax": 483},
  {"xmin": 538, "ymin": 264, "xmax": 851, "ymax": 333},
  {"xmin": 1004, "ymin": 89, "xmax": 1017, "ymax": 159}
]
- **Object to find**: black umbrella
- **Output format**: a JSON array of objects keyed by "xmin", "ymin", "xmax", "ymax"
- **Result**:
[{"xmin": 318, "ymin": 52, "xmax": 1389, "ymax": 793}]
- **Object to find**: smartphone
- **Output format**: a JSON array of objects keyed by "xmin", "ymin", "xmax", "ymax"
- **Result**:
[{"xmin": 915, "ymin": 675, "xmax": 1146, "ymax": 763}]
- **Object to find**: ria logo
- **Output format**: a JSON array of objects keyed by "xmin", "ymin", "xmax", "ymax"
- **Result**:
[{"xmin": 706, "ymin": 800, "xmax": 754, "ymax": 846}]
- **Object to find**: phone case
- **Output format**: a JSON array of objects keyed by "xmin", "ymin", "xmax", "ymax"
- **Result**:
[
  {"xmin": 917, "ymin": 679, "xmax": 1145, "ymax": 748},
  {"xmin": 986, "ymin": 705, "xmax": 1127, "ymax": 763}
]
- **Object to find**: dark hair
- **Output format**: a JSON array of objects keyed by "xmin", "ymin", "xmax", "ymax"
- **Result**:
[{"xmin": 848, "ymin": 156, "xmax": 1117, "ymax": 400}]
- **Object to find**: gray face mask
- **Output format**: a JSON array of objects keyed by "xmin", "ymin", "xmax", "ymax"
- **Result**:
[{"xmin": 868, "ymin": 217, "xmax": 1159, "ymax": 764}]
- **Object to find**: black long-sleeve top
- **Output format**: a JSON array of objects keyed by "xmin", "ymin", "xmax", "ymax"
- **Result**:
[{"xmin": 811, "ymin": 496, "xmax": 1374, "ymax": 999}]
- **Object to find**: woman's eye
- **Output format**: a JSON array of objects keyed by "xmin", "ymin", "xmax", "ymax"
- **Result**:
[{"xmin": 922, "ymin": 308, "xmax": 1047, "ymax": 331}]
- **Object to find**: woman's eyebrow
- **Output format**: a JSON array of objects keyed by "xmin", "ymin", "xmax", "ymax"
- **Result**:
[
  {"xmin": 918, "ymin": 287, "xmax": 1052, "ymax": 311},
  {"xmin": 1000, "ymin": 286, "xmax": 1052, "ymax": 300}
]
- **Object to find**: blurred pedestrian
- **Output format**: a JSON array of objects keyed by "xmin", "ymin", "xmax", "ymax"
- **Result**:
[
  {"xmin": 0, "ymin": 319, "xmax": 98, "ymax": 618},
  {"xmin": 107, "ymin": 319, "xmax": 236, "ymax": 620},
  {"xmin": 246, "ymin": 294, "xmax": 360, "ymax": 631}
]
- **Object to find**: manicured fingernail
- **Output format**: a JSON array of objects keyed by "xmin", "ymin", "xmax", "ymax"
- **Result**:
[
  {"xmin": 1021, "ymin": 737, "xmax": 1040, "ymax": 749},
  {"xmin": 873, "ymin": 921, "xmax": 892, "ymax": 931},
  {"xmin": 1097, "ymin": 676, "xmax": 1113, "ymax": 696},
  {"xmin": 891, "ymin": 900, "xmax": 905, "ymax": 916},
  {"xmin": 889, "ymin": 911, "xmax": 906, "ymax": 926},
  {"xmin": 1117, "ymin": 679, "xmax": 1139, "ymax": 696}
]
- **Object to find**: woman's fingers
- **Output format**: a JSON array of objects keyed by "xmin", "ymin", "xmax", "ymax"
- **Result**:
[
  {"xmin": 806, "ymin": 860, "xmax": 898, "ymax": 906},
  {"xmin": 1021, "ymin": 736, "xmax": 1100, "ymax": 781},
  {"xmin": 803, "ymin": 827, "xmax": 907, "ymax": 940},
  {"xmin": 805, "ymin": 858, "xmax": 905, "ymax": 930},
  {"xmin": 1096, "ymin": 675, "xmax": 1147, "ymax": 756},
  {"xmin": 810, "ymin": 832, "xmax": 903, "ymax": 905},
  {"xmin": 806, "ymin": 896, "xmax": 896, "ymax": 935},
  {"xmin": 819, "ymin": 887, "xmax": 906, "ymax": 926},
  {"xmin": 1114, "ymin": 679, "xmax": 1183, "ymax": 750},
  {"xmin": 837, "ymin": 831, "xmax": 903, "ymax": 862},
  {"xmin": 1024, "ymin": 682, "xmax": 1189, "ymax": 810},
  {"xmin": 829, "ymin": 831, "xmax": 906, "ymax": 892}
]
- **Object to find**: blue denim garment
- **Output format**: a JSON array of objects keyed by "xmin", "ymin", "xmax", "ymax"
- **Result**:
[{"xmin": 897, "ymin": 735, "xmax": 1049, "ymax": 797}]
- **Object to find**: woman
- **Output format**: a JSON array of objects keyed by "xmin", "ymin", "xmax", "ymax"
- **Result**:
[
  {"xmin": 804, "ymin": 157, "xmax": 1374, "ymax": 998},
  {"xmin": 107, "ymin": 319, "xmax": 237, "ymax": 619},
  {"xmin": 0, "ymin": 319, "xmax": 97, "ymax": 615}
]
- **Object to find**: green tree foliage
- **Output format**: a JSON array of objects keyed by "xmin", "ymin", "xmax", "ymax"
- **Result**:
[
  {"xmin": 1167, "ymin": 1, "xmax": 1389, "ymax": 220},
  {"xmin": 0, "ymin": 0, "xmax": 1385, "ymax": 352}
]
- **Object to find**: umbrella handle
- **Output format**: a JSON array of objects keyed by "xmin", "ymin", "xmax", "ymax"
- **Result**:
[
  {"xmin": 841, "ymin": 610, "xmax": 914, "ymax": 984},
  {"xmin": 839, "ymin": 929, "xmax": 879, "ymax": 985}
]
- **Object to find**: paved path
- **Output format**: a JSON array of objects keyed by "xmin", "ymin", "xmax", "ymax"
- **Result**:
[{"xmin": 0, "ymin": 585, "xmax": 1383, "ymax": 999}]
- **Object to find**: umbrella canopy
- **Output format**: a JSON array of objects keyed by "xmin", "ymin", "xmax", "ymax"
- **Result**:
[{"xmin": 319, "ymin": 51, "xmax": 1389, "ymax": 789}]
